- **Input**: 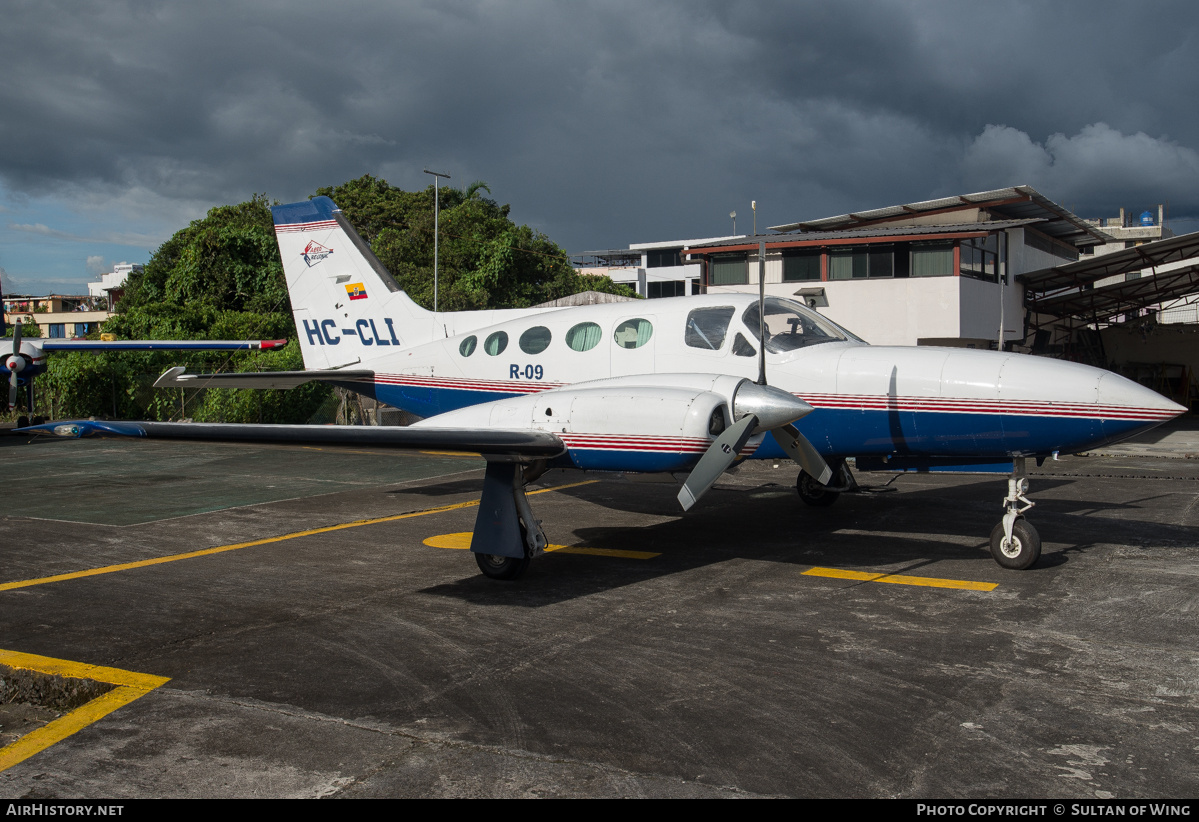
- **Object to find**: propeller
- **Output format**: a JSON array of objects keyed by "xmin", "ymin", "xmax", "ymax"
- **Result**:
[
  {"xmin": 678, "ymin": 380, "xmax": 816, "ymax": 510},
  {"xmin": 677, "ymin": 241, "xmax": 835, "ymax": 510},
  {"xmin": 6, "ymin": 321, "xmax": 25, "ymax": 411}
]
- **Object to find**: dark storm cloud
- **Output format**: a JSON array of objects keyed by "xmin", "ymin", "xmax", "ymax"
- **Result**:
[{"xmin": 2, "ymin": 0, "xmax": 1198, "ymax": 255}]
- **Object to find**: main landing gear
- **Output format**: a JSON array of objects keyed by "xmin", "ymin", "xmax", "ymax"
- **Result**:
[
  {"xmin": 471, "ymin": 461, "xmax": 548, "ymax": 581},
  {"xmin": 796, "ymin": 459, "xmax": 853, "ymax": 507},
  {"xmin": 795, "ymin": 459, "xmax": 894, "ymax": 506},
  {"xmin": 989, "ymin": 457, "xmax": 1040, "ymax": 570}
]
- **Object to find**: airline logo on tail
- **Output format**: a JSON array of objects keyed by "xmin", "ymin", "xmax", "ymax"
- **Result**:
[
  {"xmin": 346, "ymin": 282, "xmax": 368, "ymax": 301},
  {"xmin": 302, "ymin": 241, "xmax": 333, "ymax": 267}
]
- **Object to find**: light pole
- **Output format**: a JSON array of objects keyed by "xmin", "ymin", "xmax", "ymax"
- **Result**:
[
  {"xmin": 730, "ymin": 210, "xmax": 737, "ymax": 234},
  {"xmin": 423, "ymin": 168, "xmax": 451, "ymax": 314},
  {"xmin": 751, "ymin": 200, "xmax": 757, "ymax": 236}
]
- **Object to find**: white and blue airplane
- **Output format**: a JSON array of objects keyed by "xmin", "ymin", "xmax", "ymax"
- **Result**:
[{"xmin": 23, "ymin": 196, "xmax": 1185, "ymax": 579}]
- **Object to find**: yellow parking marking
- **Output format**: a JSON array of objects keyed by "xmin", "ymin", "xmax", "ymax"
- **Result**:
[
  {"xmin": 0, "ymin": 480, "xmax": 598, "ymax": 592},
  {"xmin": 0, "ymin": 649, "xmax": 170, "ymax": 773},
  {"xmin": 424, "ymin": 532, "xmax": 660, "ymax": 560},
  {"xmin": 803, "ymin": 566, "xmax": 997, "ymax": 591}
]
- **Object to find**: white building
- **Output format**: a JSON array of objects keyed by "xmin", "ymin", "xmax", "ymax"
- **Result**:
[
  {"xmin": 582, "ymin": 186, "xmax": 1120, "ymax": 349},
  {"xmin": 87, "ymin": 262, "xmax": 143, "ymax": 311}
]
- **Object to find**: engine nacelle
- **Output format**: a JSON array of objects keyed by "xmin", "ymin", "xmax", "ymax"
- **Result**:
[{"xmin": 416, "ymin": 373, "xmax": 764, "ymax": 472}]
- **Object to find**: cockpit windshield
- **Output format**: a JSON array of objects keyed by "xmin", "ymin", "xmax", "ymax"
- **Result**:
[{"xmin": 741, "ymin": 297, "xmax": 863, "ymax": 352}]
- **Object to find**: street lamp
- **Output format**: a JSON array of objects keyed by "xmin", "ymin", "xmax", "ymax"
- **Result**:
[
  {"xmin": 730, "ymin": 210, "xmax": 737, "ymax": 234},
  {"xmin": 423, "ymin": 168, "xmax": 451, "ymax": 314},
  {"xmin": 751, "ymin": 200, "xmax": 757, "ymax": 236}
]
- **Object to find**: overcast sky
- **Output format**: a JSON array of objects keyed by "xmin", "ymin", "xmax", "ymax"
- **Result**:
[{"xmin": 2, "ymin": 0, "xmax": 1198, "ymax": 294}]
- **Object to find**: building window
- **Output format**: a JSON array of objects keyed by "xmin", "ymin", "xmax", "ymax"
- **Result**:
[
  {"xmin": 1023, "ymin": 229, "xmax": 1078, "ymax": 262},
  {"xmin": 646, "ymin": 248, "xmax": 682, "ymax": 268},
  {"xmin": 782, "ymin": 250, "xmax": 821, "ymax": 282},
  {"xmin": 647, "ymin": 280, "xmax": 686, "ymax": 299},
  {"xmin": 710, "ymin": 254, "xmax": 747, "ymax": 285},
  {"xmin": 48, "ymin": 324, "xmax": 66, "ymax": 338},
  {"xmin": 910, "ymin": 242, "xmax": 954, "ymax": 277},
  {"xmin": 829, "ymin": 246, "xmax": 893, "ymax": 279},
  {"xmin": 960, "ymin": 236, "xmax": 998, "ymax": 282}
]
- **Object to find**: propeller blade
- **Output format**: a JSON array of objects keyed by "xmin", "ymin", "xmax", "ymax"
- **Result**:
[
  {"xmin": 771, "ymin": 424, "xmax": 834, "ymax": 486},
  {"xmin": 7, "ymin": 321, "xmax": 21, "ymax": 410},
  {"xmin": 677, "ymin": 413, "xmax": 757, "ymax": 511}
]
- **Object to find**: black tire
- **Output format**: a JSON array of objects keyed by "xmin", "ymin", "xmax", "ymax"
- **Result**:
[
  {"xmin": 17, "ymin": 416, "xmax": 29, "ymax": 429},
  {"xmin": 797, "ymin": 470, "xmax": 840, "ymax": 507},
  {"xmin": 475, "ymin": 551, "xmax": 531, "ymax": 580},
  {"xmin": 989, "ymin": 519, "xmax": 1041, "ymax": 570}
]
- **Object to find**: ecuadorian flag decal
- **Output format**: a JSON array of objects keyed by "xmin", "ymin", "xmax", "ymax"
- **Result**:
[{"xmin": 346, "ymin": 283, "xmax": 368, "ymax": 301}]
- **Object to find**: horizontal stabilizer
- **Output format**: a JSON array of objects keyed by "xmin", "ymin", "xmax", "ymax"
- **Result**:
[
  {"xmin": 153, "ymin": 366, "xmax": 374, "ymax": 390},
  {"xmin": 18, "ymin": 419, "xmax": 565, "ymax": 459}
]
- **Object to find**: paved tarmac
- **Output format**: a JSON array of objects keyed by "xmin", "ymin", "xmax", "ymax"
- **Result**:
[{"xmin": 0, "ymin": 427, "xmax": 1197, "ymax": 798}]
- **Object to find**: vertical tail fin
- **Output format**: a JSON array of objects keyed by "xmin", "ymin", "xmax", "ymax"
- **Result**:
[{"xmin": 271, "ymin": 196, "xmax": 431, "ymax": 370}]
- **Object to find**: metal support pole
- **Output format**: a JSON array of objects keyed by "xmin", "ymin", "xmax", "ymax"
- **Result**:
[{"xmin": 423, "ymin": 169, "xmax": 451, "ymax": 319}]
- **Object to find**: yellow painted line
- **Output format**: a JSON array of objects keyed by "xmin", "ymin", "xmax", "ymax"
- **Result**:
[
  {"xmin": 0, "ymin": 480, "xmax": 599, "ymax": 592},
  {"xmin": 419, "ymin": 450, "xmax": 484, "ymax": 458},
  {"xmin": 803, "ymin": 567, "xmax": 997, "ymax": 591},
  {"xmin": 0, "ymin": 649, "xmax": 169, "ymax": 773},
  {"xmin": 424, "ymin": 531, "xmax": 660, "ymax": 560}
]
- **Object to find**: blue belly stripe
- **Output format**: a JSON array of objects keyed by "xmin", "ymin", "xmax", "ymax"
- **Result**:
[{"xmin": 373, "ymin": 383, "xmax": 1164, "ymax": 461}]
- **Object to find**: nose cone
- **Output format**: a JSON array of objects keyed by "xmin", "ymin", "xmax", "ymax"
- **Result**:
[
  {"xmin": 1097, "ymin": 371, "xmax": 1187, "ymax": 442},
  {"xmin": 733, "ymin": 381, "xmax": 814, "ymax": 431}
]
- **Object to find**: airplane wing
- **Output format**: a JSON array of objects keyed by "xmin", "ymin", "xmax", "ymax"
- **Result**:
[
  {"xmin": 37, "ymin": 339, "xmax": 289, "ymax": 351},
  {"xmin": 152, "ymin": 366, "xmax": 373, "ymax": 390},
  {"xmin": 16, "ymin": 419, "xmax": 565, "ymax": 459}
]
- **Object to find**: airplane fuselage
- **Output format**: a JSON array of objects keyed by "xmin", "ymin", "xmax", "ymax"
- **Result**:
[{"xmin": 297, "ymin": 292, "xmax": 1179, "ymax": 465}]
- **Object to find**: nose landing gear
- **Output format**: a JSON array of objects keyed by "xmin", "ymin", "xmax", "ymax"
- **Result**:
[{"xmin": 990, "ymin": 458, "xmax": 1040, "ymax": 570}]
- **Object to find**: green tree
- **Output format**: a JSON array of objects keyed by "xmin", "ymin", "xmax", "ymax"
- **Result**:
[
  {"xmin": 3, "ymin": 318, "xmax": 41, "ymax": 338},
  {"xmin": 39, "ymin": 195, "xmax": 326, "ymax": 422},
  {"xmin": 317, "ymin": 175, "xmax": 636, "ymax": 311}
]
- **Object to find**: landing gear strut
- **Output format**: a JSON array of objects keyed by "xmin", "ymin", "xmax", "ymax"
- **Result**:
[
  {"xmin": 989, "ymin": 457, "xmax": 1041, "ymax": 570},
  {"xmin": 471, "ymin": 461, "xmax": 548, "ymax": 580}
]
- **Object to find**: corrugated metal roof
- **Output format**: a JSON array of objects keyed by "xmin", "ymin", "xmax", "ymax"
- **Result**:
[
  {"xmin": 1029, "ymin": 263, "xmax": 1199, "ymax": 321},
  {"xmin": 682, "ymin": 219, "xmax": 1043, "ymax": 253},
  {"xmin": 1020, "ymin": 231, "xmax": 1199, "ymax": 296},
  {"xmin": 768, "ymin": 185, "xmax": 1112, "ymax": 247}
]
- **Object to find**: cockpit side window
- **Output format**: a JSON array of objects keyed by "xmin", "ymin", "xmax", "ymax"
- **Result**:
[
  {"xmin": 741, "ymin": 297, "xmax": 861, "ymax": 353},
  {"xmin": 732, "ymin": 333, "xmax": 756, "ymax": 357},
  {"xmin": 684, "ymin": 307, "xmax": 735, "ymax": 351}
]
